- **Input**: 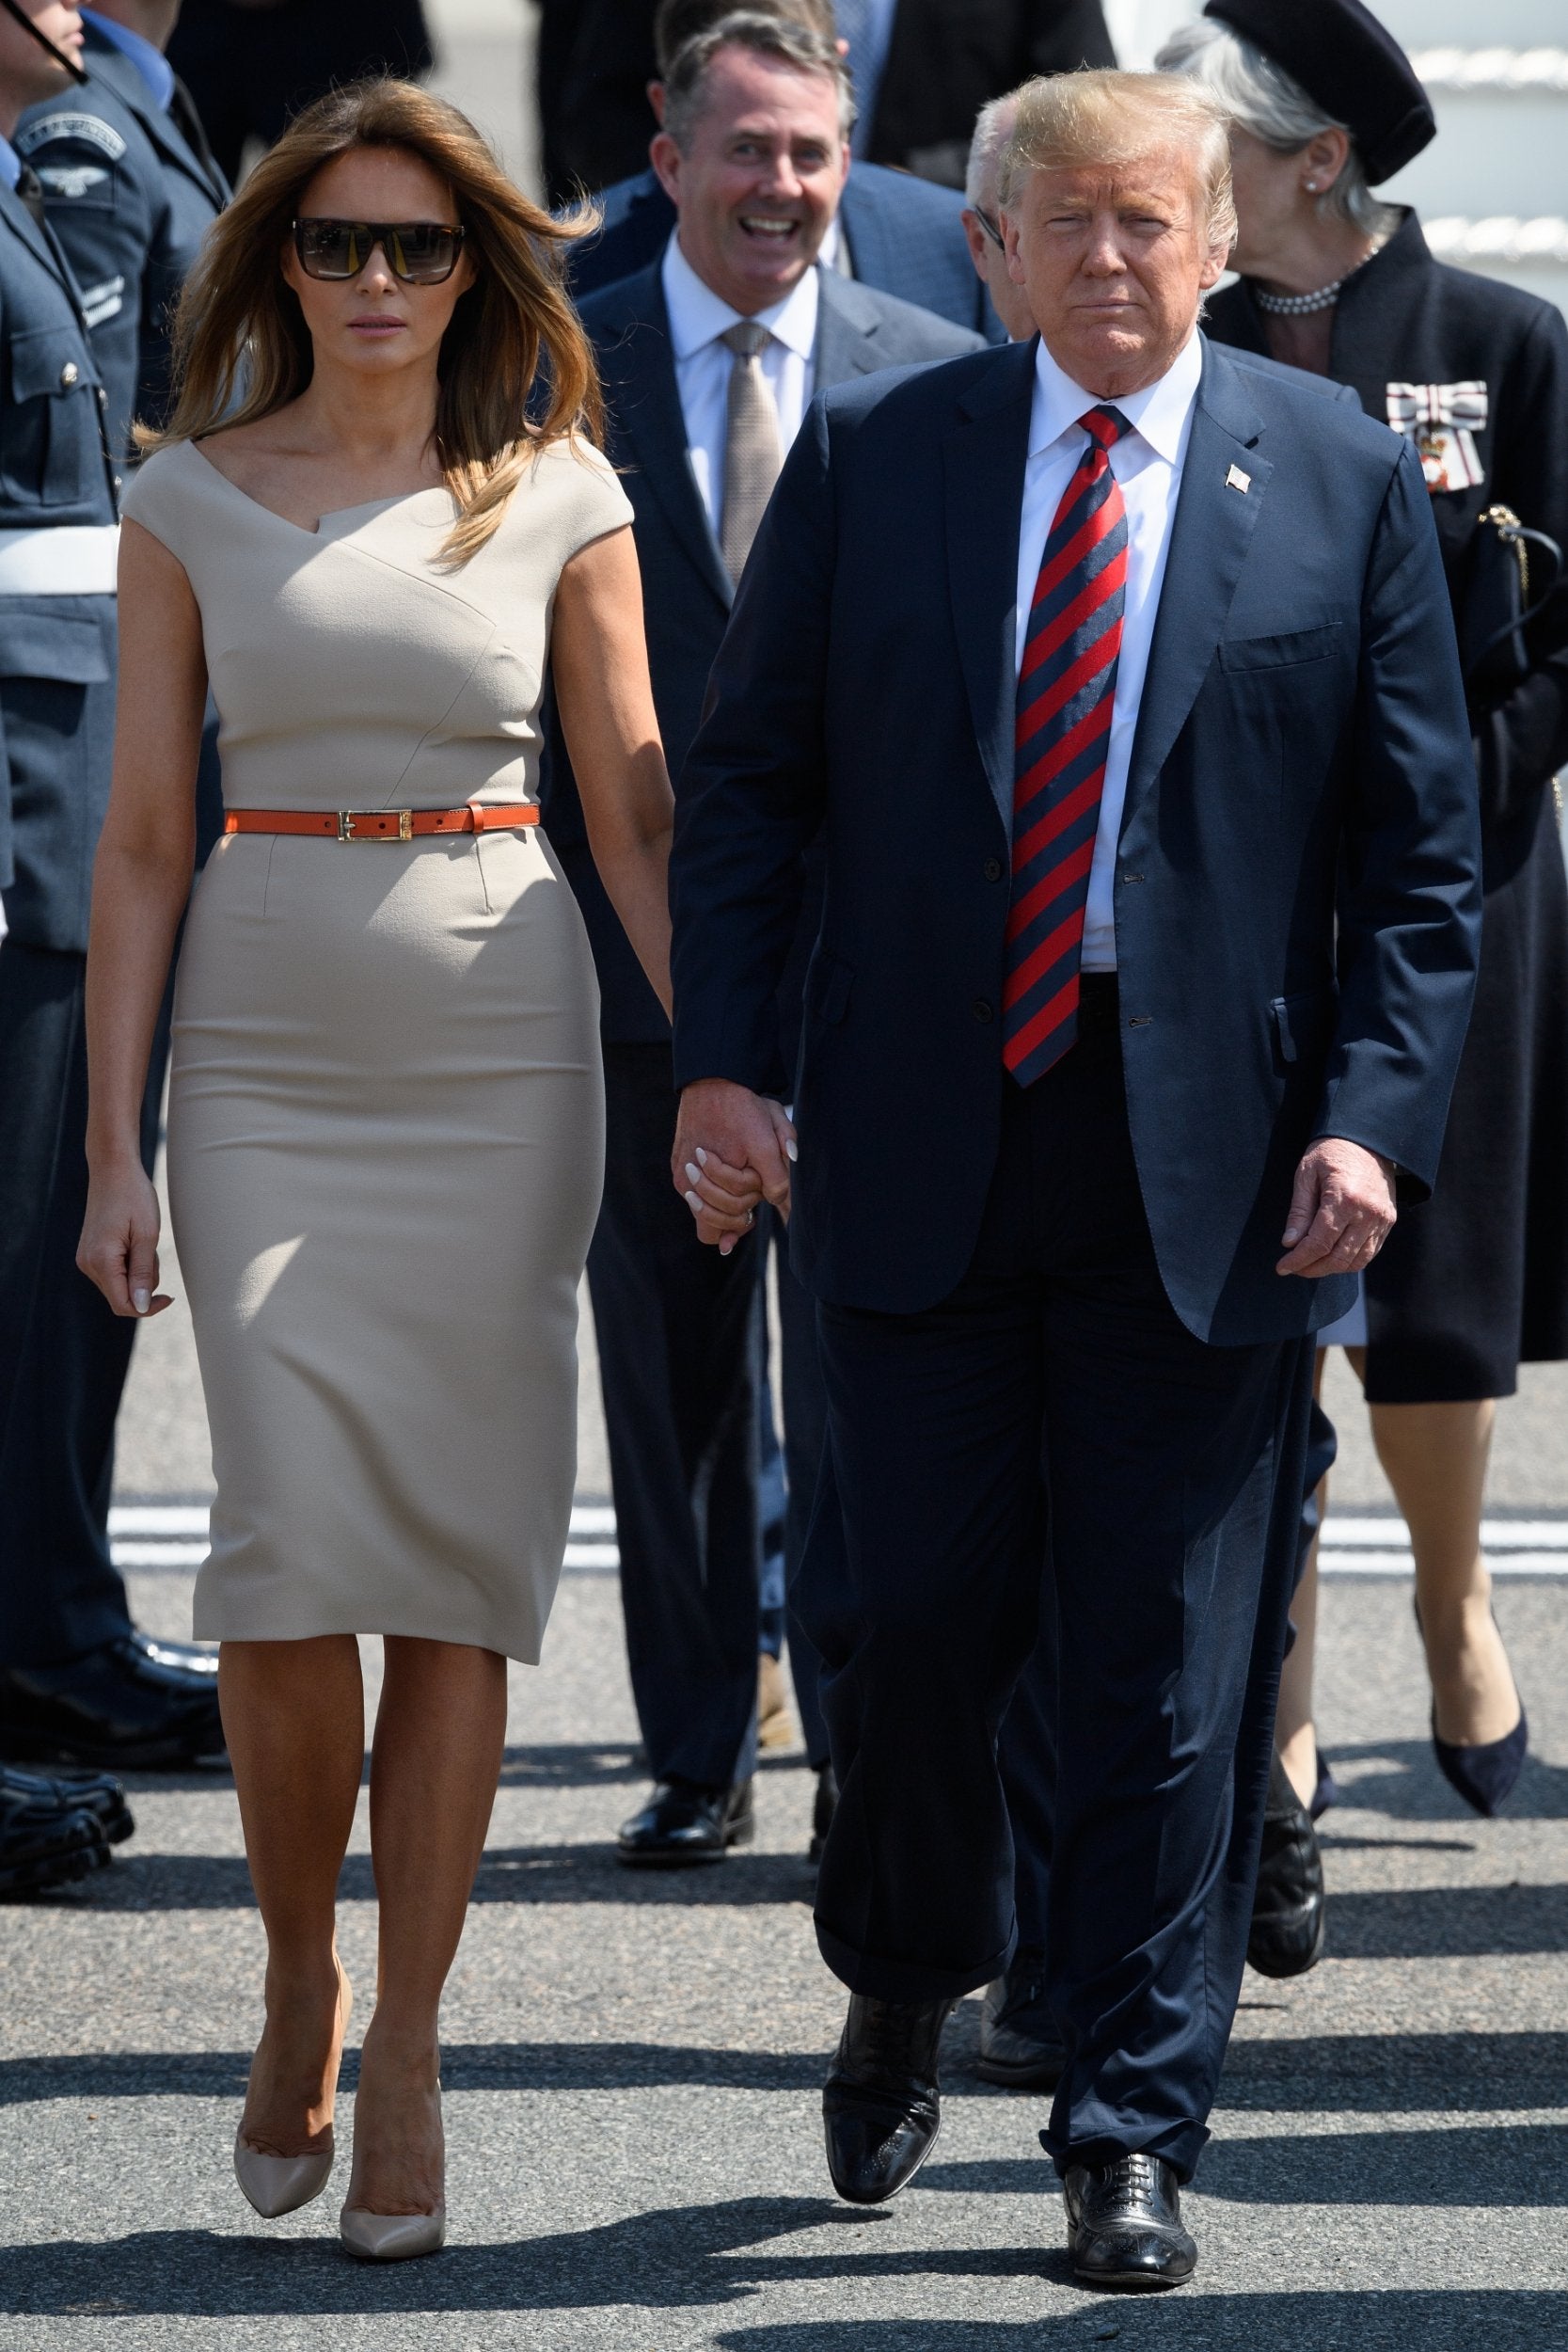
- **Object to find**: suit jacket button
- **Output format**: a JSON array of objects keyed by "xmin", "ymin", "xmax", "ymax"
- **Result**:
[
  {"xmin": 60, "ymin": 361, "xmax": 80, "ymax": 388},
  {"xmin": 983, "ymin": 857, "xmax": 1003, "ymax": 882},
  {"xmin": 973, "ymin": 997, "xmax": 993, "ymax": 1024}
]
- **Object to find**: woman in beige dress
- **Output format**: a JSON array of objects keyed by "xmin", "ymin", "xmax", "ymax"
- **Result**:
[{"xmin": 75, "ymin": 79, "xmax": 731, "ymax": 2259}]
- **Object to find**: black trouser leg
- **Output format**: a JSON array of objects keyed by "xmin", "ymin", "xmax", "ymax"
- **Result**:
[
  {"xmin": 996, "ymin": 1578, "xmax": 1054, "ymax": 1957},
  {"xmin": 0, "ymin": 946, "xmax": 152, "ymax": 1666},
  {"xmin": 586, "ymin": 1042, "xmax": 763, "ymax": 1789},
  {"xmin": 800, "ymin": 1025, "xmax": 1312, "ymax": 2179}
]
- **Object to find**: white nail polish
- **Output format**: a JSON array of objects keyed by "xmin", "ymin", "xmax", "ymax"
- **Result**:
[
  {"xmin": 685, "ymin": 1190, "xmax": 703, "ymax": 1212},
  {"xmin": 695, "ymin": 1148, "xmax": 708, "ymax": 1166},
  {"xmin": 785, "ymin": 1139, "xmax": 799, "ymax": 1163},
  {"xmin": 684, "ymin": 1163, "xmax": 701, "ymax": 1184},
  {"xmin": 132, "ymin": 1287, "xmax": 150, "ymax": 1315}
]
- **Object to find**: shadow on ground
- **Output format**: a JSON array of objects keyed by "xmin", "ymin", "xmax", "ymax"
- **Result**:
[{"xmin": 714, "ymin": 2298, "xmax": 1568, "ymax": 2351}]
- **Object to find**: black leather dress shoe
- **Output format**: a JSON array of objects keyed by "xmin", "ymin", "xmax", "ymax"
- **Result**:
[
  {"xmin": 0, "ymin": 1762, "xmax": 134, "ymax": 1845},
  {"xmin": 808, "ymin": 1763, "xmax": 838, "ymax": 1867},
  {"xmin": 1062, "ymin": 2152, "xmax": 1197, "ymax": 2290},
  {"xmin": 616, "ymin": 1777, "xmax": 753, "ymax": 1866},
  {"xmin": 823, "ymin": 1994, "xmax": 952, "ymax": 2203},
  {"xmin": 0, "ymin": 1772, "xmax": 112, "ymax": 1898},
  {"xmin": 0, "ymin": 1636, "xmax": 227, "ymax": 1771},
  {"xmin": 127, "ymin": 1629, "xmax": 218, "ymax": 1678},
  {"xmin": 976, "ymin": 1947, "xmax": 1066, "ymax": 2089},
  {"xmin": 1247, "ymin": 1750, "xmax": 1326, "ymax": 1979}
]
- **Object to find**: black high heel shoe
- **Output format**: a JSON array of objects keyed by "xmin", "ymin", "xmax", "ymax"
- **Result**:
[{"xmin": 1415, "ymin": 1595, "xmax": 1528, "ymax": 1818}]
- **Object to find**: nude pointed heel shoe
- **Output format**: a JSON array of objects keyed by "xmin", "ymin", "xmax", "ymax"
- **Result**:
[
  {"xmin": 234, "ymin": 1963, "xmax": 352, "ymax": 2219},
  {"xmin": 234, "ymin": 2130, "xmax": 336, "ymax": 2219},
  {"xmin": 340, "ymin": 2077, "xmax": 447, "ymax": 2260},
  {"xmin": 339, "ymin": 2203, "xmax": 447, "ymax": 2261}
]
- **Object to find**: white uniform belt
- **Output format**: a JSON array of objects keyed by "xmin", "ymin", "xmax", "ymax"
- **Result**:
[{"xmin": 0, "ymin": 525, "xmax": 119, "ymax": 596}]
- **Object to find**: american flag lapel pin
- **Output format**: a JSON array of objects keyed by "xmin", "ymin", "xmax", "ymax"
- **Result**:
[{"xmin": 1227, "ymin": 463, "xmax": 1252, "ymax": 494}]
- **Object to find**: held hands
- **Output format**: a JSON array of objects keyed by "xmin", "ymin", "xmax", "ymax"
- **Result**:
[
  {"xmin": 77, "ymin": 1161, "xmax": 174, "ymax": 1319},
  {"xmin": 673, "ymin": 1079, "xmax": 796, "ymax": 1254},
  {"xmin": 1276, "ymin": 1136, "xmax": 1397, "ymax": 1279}
]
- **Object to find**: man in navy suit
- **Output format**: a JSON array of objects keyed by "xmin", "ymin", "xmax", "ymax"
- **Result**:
[
  {"xmin": 567, "ymin": 0, "xmax": 1002, "ymax": 341},
  {"xmin": 669, "ymin": 68, "xmax": 1480, "ymax": 2286},
  {"xmin": 541, "ymin": 11, "xmax": 981, "ymax": 1869}
]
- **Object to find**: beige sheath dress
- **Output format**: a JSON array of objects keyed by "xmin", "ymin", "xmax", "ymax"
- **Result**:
[{"xmin": 121, "ymin": 435, "xmax": 633, "ymax": 1661}]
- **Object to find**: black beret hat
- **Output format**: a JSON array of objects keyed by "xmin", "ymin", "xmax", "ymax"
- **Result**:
[{"xmin": 1202, "ymin": 0, "xmax": 1436, "ymax": 183}]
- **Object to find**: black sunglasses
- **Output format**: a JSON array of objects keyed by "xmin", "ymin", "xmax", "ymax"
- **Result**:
[
  {"xmin": 293, "ymin": 216, "xmax": 467, "ymax": 284},
  {"xmin": 973, "ymin": 206, "xmax": 1005, "ymax": 251}
]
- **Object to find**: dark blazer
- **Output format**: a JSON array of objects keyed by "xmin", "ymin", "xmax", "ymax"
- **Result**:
[
  {"xmin": 570, "ymin": 163, "xmax": 1004, "ymax": 342},
  {"xmin": 0, "ymin": 180, "xmax": 120, "ymax": 954},
  {"xmin": 669, "ymin": 335, "xmax": 1482, "ymax": 1343},
  {"xmin": 540, "ymin": 261, "xmax": 984, "ymax": 1041},
  {"xmin": 864, "ymin": 0, "xmax": 1116, "ymax": 186},
  {"xmin": 18, "ymin": 21, "xmax": 229, "ymax": 454}
]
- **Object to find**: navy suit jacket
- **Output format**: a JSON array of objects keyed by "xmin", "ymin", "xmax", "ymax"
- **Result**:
[
  {"xmin": 541, "ymin": 261, "xmax": 984, "ymax": 1042},
  {"xmin": 670, "ymin": 335, "xmax": 1483, "ymax": 1344},
  {"xmin": 569, "ymin": 163, "xmax": 1004, "ymax": 343}
]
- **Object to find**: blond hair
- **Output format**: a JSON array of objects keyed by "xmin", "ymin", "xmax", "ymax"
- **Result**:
[
  {"xmin": 998, "ymin": 69, "xmax": 1237, "ymax": 254},
  {"xmin": 142, "ymin": 77, "xmax": 604, "ymax": 566}
]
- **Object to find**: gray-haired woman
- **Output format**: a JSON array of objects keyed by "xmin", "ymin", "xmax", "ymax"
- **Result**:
[{"xmin": 1160, "ymin": 2, "xmax": 1568, "ymax": 1866}]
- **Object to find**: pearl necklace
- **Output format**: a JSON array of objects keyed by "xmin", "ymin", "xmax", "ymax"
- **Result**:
[
  {"xmin": 1253, "ymin": 278, "xmax": 1344, "ymax": 315},
  {"xmin": 1251, "ymin": 239, "xmax": 1382, "ymax": 317}
]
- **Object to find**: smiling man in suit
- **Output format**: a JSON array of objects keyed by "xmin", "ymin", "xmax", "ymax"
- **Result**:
[
  {"xmin": 668, "ymin": 69, "xmax": 1481, "ymax": 2287},
  {"xmin": 541, "ymin": 9, "xmax": 981, "ymax": 1871},
  {"xmin": 569, "ymin": 0, "xmax": 1003, "ymax": 342}
]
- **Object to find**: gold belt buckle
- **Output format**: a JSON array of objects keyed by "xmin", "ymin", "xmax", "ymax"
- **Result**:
[{"xmin": 338, "ymin": 809, "xmax": 414, "ymax": 842}]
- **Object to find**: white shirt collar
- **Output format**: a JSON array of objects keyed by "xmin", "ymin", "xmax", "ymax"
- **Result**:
[
  {"xmin": 661, "ymin": 230, "xmax": 820, "ymax": 364},
  {"xmin": 1029, "ymin": 326, "xmax": 1204, "ymax": 465}
]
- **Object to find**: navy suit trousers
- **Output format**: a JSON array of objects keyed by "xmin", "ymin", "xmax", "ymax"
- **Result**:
[
  {"xmin": 588, "ymin": 1043, "xmax": 763, "ymax": 1790},
  {"xmin": 800, "ymin": 999, "xmax": 1313, "ymax": 2180},
  {"xmin": 0, "ymin": 946, "xmax": 159, "ymax": 1663}
]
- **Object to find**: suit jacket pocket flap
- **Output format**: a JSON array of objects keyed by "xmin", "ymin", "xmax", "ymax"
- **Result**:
[
  {"xmin": 0, "ymin": 611, "xmax": 110, "ymax": 682},
  {"xmin": 1271, "ymin": 986, "xmax": 1337, "ymax": 1065},
  {"xmin": 1221, "ymin": 623, "xmax": 1342, "ymax": 672}
]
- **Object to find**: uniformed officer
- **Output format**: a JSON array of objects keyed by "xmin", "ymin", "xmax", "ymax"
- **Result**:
[
  {"xmin": 0, "ymin": 0, "xmax": 223, "ymax": 1781},
  {"xmin": 17, "ymin": 1, "xmax": 228, "ymax": 458}
]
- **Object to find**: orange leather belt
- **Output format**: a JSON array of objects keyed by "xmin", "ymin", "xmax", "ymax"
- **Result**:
[{"xmin": 222, "ymin": 801, "xmax": 540, "ymax": 845}]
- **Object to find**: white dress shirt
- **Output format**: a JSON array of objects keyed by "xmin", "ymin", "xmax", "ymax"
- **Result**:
[
  {"xmin": 661, "ymin": 233, "xmax": 820, "ymax": 536},
  {"xmin": 1014, "ymin": 330, "xmax": 1203, "ymax": 972}
]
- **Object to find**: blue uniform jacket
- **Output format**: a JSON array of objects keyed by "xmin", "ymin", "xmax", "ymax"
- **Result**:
[
  {"xmin": 670, "ymin": 334, "xmax": 1483, "ymax": 1344},
  {"xmin": 0, "ymin": 176, "xmax": 119, "ymax": 954},
  {"xmin": 540, "ymin": 262, "xmax": 984, "ymax": 1044},
  {"xmin": 17, "ymin": 19, "xmax": 229, "ymax": 453},
  {"xmin": 569, "ymin": 162, "xmax": 1005, "ymax": 343}
]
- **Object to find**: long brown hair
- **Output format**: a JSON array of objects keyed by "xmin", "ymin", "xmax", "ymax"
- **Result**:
[{"xmin": 145, "ymin": 77, "xmax": 604, "ymax": 564}]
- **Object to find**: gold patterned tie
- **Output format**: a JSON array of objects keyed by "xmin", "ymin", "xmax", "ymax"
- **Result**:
[{"xmin": 719, "ymin": 320, "xmax": 784, "ymax": 584}]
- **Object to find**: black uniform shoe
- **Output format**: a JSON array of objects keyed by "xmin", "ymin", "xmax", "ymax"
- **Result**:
[
  {"xmin": 976, "ymin": 1946, "xmax": 1066, "ymax": 2089},
  {"xmin": 0, "ymin": 1762, "xmax": 134, "ymax": 1845},
  {"xmin": 615, "ymin": 1776, "xmax": 753, "ymax": 1866},
  {"xmin": 1247, "ymin": 1750, "xmax": 1326, "ymax": 1979},
  {"xmin": 128, "ymin": 1629, "xmax": 218, "ymax": 1678},
  {"xmin": 808, "ymin": 1763, "xmax": 838, "ymax": 1867},
  {"xmin": 1062, "ymin": 2151, "xmax": 1197, "ymax": 2290},
  {"xmin": 0, "ymin": 1773, "xmax": 113, "ymax": 1898},
  {"xmin": 823, "ymin": 1994, "xmax": 952, "ymax": 2203},
  {"xmin": 0, "ymin": 1636, "xmax": 227, "ymax": 1771}
]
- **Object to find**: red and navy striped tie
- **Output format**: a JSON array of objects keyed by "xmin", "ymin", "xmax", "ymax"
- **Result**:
[{"xmin": 1003, "ymin": 404, "xmax": 1132, "ymax": 1086}]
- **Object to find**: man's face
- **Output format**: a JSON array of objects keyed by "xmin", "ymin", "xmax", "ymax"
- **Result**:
[
  {"xmin": 650, "ymin": 43, "xmax": 849, "ymax": 316},
  {"xmin": 961, "ymin": 178, "xmax": 1036, "ymax": 342},
  {"xmin": 0, "ymin": 2, "xmax": 83, "ymax": 115},
  {"xmin": 1003, "ymin": 150, "xmax": 1227, "ymax": 395}
]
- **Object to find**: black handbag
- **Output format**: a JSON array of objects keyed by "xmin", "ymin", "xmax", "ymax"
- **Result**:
[{"xmin": 1461, "ymin": 503, "xmax": 1563, "ymax": 704}]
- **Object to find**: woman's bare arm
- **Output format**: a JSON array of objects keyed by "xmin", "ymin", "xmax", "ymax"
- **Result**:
[
  {"xmin": 549, "ymin": 522, "xmax": 675, "ymax": 1019},
  {"xmin": 77, "ymin": 516, "xmax": 208, "ymax": 1316}
]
